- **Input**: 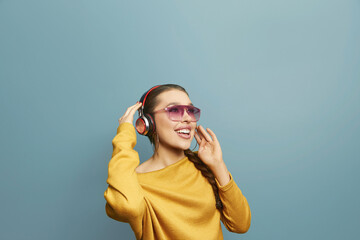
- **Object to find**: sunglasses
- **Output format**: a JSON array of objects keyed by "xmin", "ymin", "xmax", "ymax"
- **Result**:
[{"xmin": 152, "ymin": 105, "xmax": 201, "ymax": 122}]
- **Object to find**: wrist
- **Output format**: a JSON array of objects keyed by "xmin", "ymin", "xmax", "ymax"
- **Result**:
[
  {"xmin": 208, "ymin": 158, "xmax": 225, "ymax": 171},
  {"xmin": 209, "ymin": 160, "xmax": 230, "ymax": 187}
]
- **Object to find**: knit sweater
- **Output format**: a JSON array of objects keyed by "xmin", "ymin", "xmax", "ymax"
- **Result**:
[{"xmin": 104, "ymin": 122, "xmax": 251, "ymax": 240}]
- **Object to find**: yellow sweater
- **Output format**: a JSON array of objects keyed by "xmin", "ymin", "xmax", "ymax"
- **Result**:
[{"xmin": 104, "ymin": 122, "xmax": 251, "ymax": 240}]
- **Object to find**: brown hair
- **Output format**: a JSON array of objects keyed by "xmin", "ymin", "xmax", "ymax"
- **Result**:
[{"xmin": 141, "ymin": 84, "xmax": 224, "ymax": 211}]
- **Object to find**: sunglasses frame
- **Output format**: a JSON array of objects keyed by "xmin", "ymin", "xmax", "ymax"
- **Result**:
[{"xmin": 152, "ymin": 105, "xmax": 201, "ymax": 122}]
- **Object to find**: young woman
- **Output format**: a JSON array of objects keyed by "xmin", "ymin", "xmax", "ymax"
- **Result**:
[{"xmin": 104, "ymin": 84, "xmax": 251, "ymax": 240}]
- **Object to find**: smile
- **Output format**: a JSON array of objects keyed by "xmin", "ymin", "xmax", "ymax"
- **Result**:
[{"xmin": 175, "ymin": 129, "xmax": 191, "ymax": 139}]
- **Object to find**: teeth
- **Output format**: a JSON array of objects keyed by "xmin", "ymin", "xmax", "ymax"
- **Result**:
[{"xmin": 176, "ymin": 129, "xmax": 190, "ymax": 134}]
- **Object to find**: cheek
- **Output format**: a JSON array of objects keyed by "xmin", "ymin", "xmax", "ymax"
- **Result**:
[{"xmin": 155, "ymin": 115, "xmax": 175, "ymax": 135}]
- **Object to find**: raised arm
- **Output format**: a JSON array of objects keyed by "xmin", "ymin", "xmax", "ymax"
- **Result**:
[
  {"xmin": 104, "ymin": 102, "xmax": 146, "ymax": 232},
  {"xmin": 194, "ymin": 125, "xmax": 251, "ymax": 233}
]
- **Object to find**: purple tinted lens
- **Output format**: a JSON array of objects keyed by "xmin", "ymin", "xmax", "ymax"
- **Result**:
[
  {"xmin": 167, "ymin": 105, "xmax": 200, "ymax": 122},
  {"xmin": 167, "ymin": 106, "xmax": 183, "ymax": 121}
]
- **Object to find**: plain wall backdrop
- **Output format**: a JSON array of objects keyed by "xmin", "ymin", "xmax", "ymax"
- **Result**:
[{"xmin": 1, "ymin": 0, "xmax": 359, "ymax": 239}]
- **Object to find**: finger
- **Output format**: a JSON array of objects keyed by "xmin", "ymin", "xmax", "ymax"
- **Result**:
[
  {"xmin": 206, "ymin": 128, "xmax": 218, "ymax": 142},
  {"xmin": 199, "ymin": 137, "xmax": 207, "ymax": 151},
  {"xmin": 129, "ymin": 102, "xmax": 142, "ymax": 111},
  {"xmin": 124, "ymin": 102, "xmax": 142, "ymax": 116},
  {"xmin": 197, "ymin": 128, "xmax": 212, "ymax": 145},
  {"xmin": 123, "ymin": 107, "xmax": 132, "ymax": 116},
  {"xmin": 198, "ymin": 125, "xmax": 213, "ymax": 142},
  {"xmin": 194, "ymin": 132, "xmax": 202, "ymax": 145},
  {"xmin": 196, "ymin": 126, "xmax": 205, "ymax": 139},
  {"xmin": 129, "ymin": 102, "xmax": 142, "ymax": 116}
]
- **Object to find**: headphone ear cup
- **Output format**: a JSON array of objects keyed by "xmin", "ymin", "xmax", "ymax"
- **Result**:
[
  {"xmin": 135, "ymin": 117, "xmax": 148, "ymax": 135},
  {"xmin": 135, "ymin": 113, "xmax": 155, "ymax": 136},
  {"xmin": 135, "ymin": 114, "xmax": 155, "ymax": 136},
  {"xmin": 145, "ymin": 113, "xmax": 156, "ymax": 134}
]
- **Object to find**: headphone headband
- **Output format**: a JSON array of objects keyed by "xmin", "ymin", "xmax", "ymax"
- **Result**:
[
  {"xmin": 136, "ymin": 85, "xmax": 162, "ymax": 136},
  {"xmin": 141, "ymin": 85, "xmax": 161, "ymax": 106}
]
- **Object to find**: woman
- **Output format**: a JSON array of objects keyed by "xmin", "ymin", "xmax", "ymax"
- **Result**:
[{"xmin": 104, "ymin": 84, "xmax": 251, "ymax": 240}]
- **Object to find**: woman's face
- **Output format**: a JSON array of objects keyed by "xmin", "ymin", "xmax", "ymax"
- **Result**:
[{"xmin": 152, "ymin": 89, "xmax": 197, "ymax": 151}]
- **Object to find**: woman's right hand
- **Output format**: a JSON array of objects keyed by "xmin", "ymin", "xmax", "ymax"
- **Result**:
[{"xmin": 118, "ymin": 102, "xmax": 143, "ymax": 125}]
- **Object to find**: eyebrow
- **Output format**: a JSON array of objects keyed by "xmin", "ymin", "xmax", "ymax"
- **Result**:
[{"xmin": 166, "ymin": 102, "xmax": 194, "ymax": 107}]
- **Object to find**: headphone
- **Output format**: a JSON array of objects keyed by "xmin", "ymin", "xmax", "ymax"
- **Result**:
[{"xmin": 135, "ymin": 85, "xmax": 161, "ymax": 135}]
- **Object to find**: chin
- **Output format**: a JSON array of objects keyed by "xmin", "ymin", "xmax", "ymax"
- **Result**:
[
  {"xmin": 164, "ymin": 132, "xmax": 194, "ymax": 151},
  {"xmin": 180, "ymin": 144, "xmax": 191, "ymax": 151},
  {"xmin": 179, "ymin": 140, "xmax": 192, "ymax": 150},
  {"xmin": 170, "ymin": 141, "xmax": 191, "ymax": 151}
]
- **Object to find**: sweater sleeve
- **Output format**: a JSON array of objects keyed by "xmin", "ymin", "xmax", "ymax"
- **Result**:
[
  {"xmin": 104, "ymin": 122, "xmax": 146, "ymax": 230},
  {"xmin": 216, "ymin": 171, "xmax": 251, "ymax": 233}
]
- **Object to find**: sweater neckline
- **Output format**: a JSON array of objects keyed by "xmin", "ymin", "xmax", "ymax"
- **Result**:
[{"xmin": 136, "ymin": 156, "xmax": 189, "ymax": 175}]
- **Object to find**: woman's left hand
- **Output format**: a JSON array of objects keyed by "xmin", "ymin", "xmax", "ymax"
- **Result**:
[{"xmin": 194, "ymin": 125, "xmax": 224, "ymax": 168}]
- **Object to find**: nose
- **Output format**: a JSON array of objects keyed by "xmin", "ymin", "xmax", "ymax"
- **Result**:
[{"xmin": 182, "ymin": 108, "xmax": 192, "ymax": 122}]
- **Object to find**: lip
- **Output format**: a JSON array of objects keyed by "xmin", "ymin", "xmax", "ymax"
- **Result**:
[
  {"xmin": 174, "ymin": 126, "xmax": 193, "ymax": 139},
  {"xmin": 175, "ymin": 131, "xmax": 192, "ymax": 139},
  {"xmin": 174, "ymin": 126, "xmax": 192, "ymax": 131}
]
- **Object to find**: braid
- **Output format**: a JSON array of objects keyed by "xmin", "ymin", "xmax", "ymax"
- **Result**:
[{"xmin": 184, "ymin": 149, "xmax": 224, "ymax": 211}]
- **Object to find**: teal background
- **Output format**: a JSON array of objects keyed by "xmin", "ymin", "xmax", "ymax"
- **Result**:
[{"xmin": 1, "ymin": 0, "xmax": 359, "ymax": 239}]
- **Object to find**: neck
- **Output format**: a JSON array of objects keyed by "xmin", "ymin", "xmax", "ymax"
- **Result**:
[{"xmin": 151, "ymin": 144, "xmax": 186, "ymax": 168}]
